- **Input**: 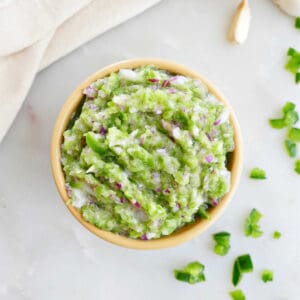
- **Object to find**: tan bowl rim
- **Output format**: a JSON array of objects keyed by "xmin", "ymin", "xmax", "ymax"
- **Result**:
[{"xmin": 51, "ymin": 58, "xmax": 243, "ymax": 250}]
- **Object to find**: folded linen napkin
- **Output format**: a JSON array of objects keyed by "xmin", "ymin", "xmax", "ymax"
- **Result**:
[{"xmin": 0, "ymin": 0, "xmax": 160, "ymax": 143}]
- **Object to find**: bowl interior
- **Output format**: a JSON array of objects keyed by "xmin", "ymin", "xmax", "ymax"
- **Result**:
[{"xmin": 51, "ymin": 58, "xmax": 243, "ymax": 250}]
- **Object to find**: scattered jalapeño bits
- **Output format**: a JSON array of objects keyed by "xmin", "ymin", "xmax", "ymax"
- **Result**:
[
  {"xmin": 232, "ymin": 254, "xmax": 254, "ymax": 286},
  {"xmin": 269, "ymin": 101, "xmax": 298, "ymax": 129},
  {"xmin": 294, "ymin": 159, "xmax": 300, "ymax": 174},
  {"xmin": 269, "ymin": 102, "xmax": 300, "ymax": 167},
  {"xmin": 212, "ymin": 231, "xmax": 231, "ymax": 256},
  {"xmin": 288, "ymin": 127, "xmax": 300, "ymax": 143},
  {"xmin": 229, "ymin": 289, "xmax": 246, "ymax": 300},
  {"xmin": 249, "ymin": 168, "xmax": 266, "ymax": 180},
  {"xmin": 61, "ymin": 65, "xmax": 234, "ymax": 240},
  {"xmin": 261, "ymin": 269, "xmax": 273, "ymax": 283},
  {"xmin": 295, "ymin": 17, "xmax": 300, "ymax": 29},
  {"xmin": 269, "ymin": 118, "xmax": 285, "ymax": 129},
  {"xmin": 273, "ymin": 231, "xmax": 282, "ymax": 239},
  {"xmin": 174, "ymin": 261, "xmax": 206, "ymax": 284},
  {"xmin": 285, "ymin": 47, "xmax": 300, "ymax": 84},
  {"xmin": 244, "ymin": 208, "xmax": 263, "ymax": 238},
  {"xmin": 285, "ymin": 140, "xmax": 297, "ymax": 157}
]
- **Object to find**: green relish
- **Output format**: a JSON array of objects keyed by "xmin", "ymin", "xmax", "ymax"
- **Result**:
[{"xmin": 61, "ymin": 66, "xmax": 234, "ymax": 239}]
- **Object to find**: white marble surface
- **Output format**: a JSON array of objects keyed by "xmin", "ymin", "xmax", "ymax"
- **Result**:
[{"xmin": 1, "ymin": 0, "xmax": 300, "ymax": 299}]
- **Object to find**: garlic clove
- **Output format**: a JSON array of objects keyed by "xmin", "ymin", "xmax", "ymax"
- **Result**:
[
  {"xmin": 228, "ymin": 0, "xmax": 251, "ymax": 44},
  {"xmin": 273, "ymin": 0, "xmax": 300, "ymax": 17}
]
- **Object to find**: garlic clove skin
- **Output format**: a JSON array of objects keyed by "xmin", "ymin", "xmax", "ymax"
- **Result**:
[
  {"xmin": 273, "ymin": 0, "xmax": 300, "ymax": 17},
  {"xmin": 228, "ymin": 0, "xmax": 251, "ymax": 44}
]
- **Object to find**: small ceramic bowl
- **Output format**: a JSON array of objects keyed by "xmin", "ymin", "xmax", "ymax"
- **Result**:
[{"xmin": 51, "ymin": 58, "xmax": 243, "ymax": 250}]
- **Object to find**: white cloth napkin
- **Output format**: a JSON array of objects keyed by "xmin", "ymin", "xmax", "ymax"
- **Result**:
[{"xmin": 0, "ymin": 0, "xmax": 160, "ymax": 143}]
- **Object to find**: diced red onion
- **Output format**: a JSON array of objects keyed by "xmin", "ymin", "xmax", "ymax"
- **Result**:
[
  {"xmin": 119, "ymin": 197, "xmax": 126, "ymax": 203},
  {"xmin": 155, "ymin": 108, "xmax": 162, "ymax": 115},
  {"xmin": 206, "ymin": 133, "xmax": 213, "ymax": 141},
  {"xmin": 113, "ymin": 147, "xmax": 122, "ymax": 155},
  {"xmin": 199, "ymin": 115, "xmax": 206, "ymax": 124},
  {"xmin": 130, "ymin": 129, "xmax": 139, "ymax": 137},
  {"xmin": 205, "ymin": 155, "xmax": 214, "ymax": 163},
  {"xmin": 97, "ymin": 112, "xmax": 106, "ymax": 120},
  {"xmin": 214, "ymin": 119, "xmax": 221, "ymax": 126},
  {"xmin": 193, "ymin": 105, "xmax": 201, "ymax": 113},
  {"xmin": 134, "ymin": 201, "xmax": 141, "ymax": 208},
  {"xmin": 99, "ymin": 126, "xmax": 108, "ymax": 135},
  {"xmin": 65, "ymin": 184, "xmax": 72, "ymax": 197},
  {"xmin": 141, "ymin": 234, "xmax": 148, "ymax": 240},
  {"xmin": 168, "ymin": 88, "xmax": 176, "ymax": 94},
  {"xmin": 211, "ymin": 199, "xmax": 219, "ymax": 207},
  {"xmin": 210, "ymin": 129, "xmax": 218, "ymax": 138},
  {"xmin": 139, "ymin": 137, "xmax": 145, "ymax": 145},
  {"xmin": 181, "ymin": 107, "xmax": 188, "ymax": 113},
  {"xmin": 156, "ymin": 148, "xmax": 166, "ymax": 155},
  {"xmin": 162, "ymin": 80, "xmax": 170, "ymax": 87},
  {"xmin": 87, "ymin": 103, "xmax": 98, "ymax": 111},
  {"xmin": 154, "ymin": 188, "xmax": 162, "ymax": 193},
  {"xmin": 150, "ymin": 85, "xmax": 159, "ymax": 91},
  {"xmin": 83, "ymin": 86, "xmax": 97, "ymax": 98},
  {"xmin": 172, "ymin": 203, "xmax": 181, "ymax": 212},
  {"xmin": 152, "ymin": 172, "xmax": 160, "ymax": 180},
  {"xmin": 215, "ymin": 109, "xmax": 230, "ymax": 126},
  {"xmin": 164, "ymin": 188, "xmax": 170, "ymax": 194},
  {"xmin": 148, "ymin": 78, "xmax": 159, "ymax": 83},
  {"xmin": 152, "ymin": 219, "xmax": 161, "ymax": 228},
  {"xmin": 169, "ymin": 76, "xmax": 178, "ymax": 82},
  {"xmin": 115, "ymin": 182, "xmax": 122, "ymax": 189}
]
